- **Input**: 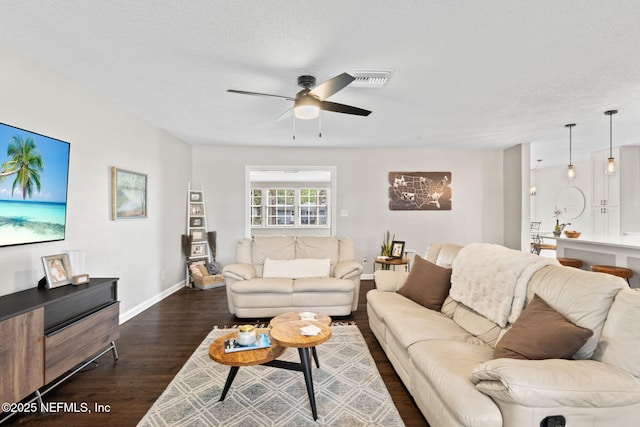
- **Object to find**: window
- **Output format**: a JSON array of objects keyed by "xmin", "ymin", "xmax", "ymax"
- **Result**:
[
  {"xmin": 250, "ymin": 189, "xmax": 262, "ymax": 226},
  {"xmin": 300, "ymin": 189, "xmax": 328, "ymax": 226},
  {"xmin": 250, "ymin": 187, "xmax": 330, "ymax": 228},
  {"xmin": 266, "ymin": 188, "xmax": 295, "ymax": 226}
]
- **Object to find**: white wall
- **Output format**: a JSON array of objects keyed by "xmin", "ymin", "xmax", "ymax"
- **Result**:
[
  {"xmin": 192, "ymin": 146, "xmax": 504, "ymax": 275},
  {"xmin": 0, "ymin": 40, "xmax": 191, "ymax": 320}
]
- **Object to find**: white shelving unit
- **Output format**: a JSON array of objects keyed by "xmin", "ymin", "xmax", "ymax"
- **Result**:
[{"xmin": 185, "ymin": 182, "xmax": 212, "ymax": 287}]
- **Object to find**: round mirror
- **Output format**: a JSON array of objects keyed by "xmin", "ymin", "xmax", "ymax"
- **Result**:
[{"xmin": 556, "ymin": 187, "xmax": 586, "ymax": 219}]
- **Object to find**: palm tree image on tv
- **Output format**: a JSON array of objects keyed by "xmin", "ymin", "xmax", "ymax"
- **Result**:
[
  {"xmin": 0, "ymin": 135, "xmax": 44, "ymax": 199},
  {"xmin": 0, "ymin": 123, "xmax": 70, "ymax": 247}
]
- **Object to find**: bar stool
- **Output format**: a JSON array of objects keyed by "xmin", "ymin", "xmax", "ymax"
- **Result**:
[
  {"xmin": 591, "ymin": 265, "xmax": 633, "ymax": 284},
  {"xmin": 557, "ymin": 258, "xmax": 583, "ymax": 268}
]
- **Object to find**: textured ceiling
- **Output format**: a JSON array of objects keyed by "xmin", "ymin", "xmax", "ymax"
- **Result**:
[{"xmin": 1, "ymin": 1, "xmax": 640, "ymax": 168}]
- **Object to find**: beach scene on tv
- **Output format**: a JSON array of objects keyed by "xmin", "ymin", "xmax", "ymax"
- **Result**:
[{"xmin": 0, "ymin": 123, "xmax": 70, "ymax": 247}]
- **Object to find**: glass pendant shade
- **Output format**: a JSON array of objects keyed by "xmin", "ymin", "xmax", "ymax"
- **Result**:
[
  {"xmin": 567, "ymin": 164, "xmax": 576, "ymax": 178},
  {"xmin": 607, "ymin": 157, "xmax": 616, "ymax": 174}
]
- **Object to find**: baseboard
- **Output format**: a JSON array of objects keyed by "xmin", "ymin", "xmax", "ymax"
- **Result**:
[
  {"xmin": 119, "ymin": 280, "xmax": 186, "ymax": 324},
  {"xmin": 361, "ymin": 273, "xmax": 374, "ymax": 281}
]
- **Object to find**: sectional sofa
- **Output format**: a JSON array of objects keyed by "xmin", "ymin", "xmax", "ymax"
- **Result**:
[
  {"xmin": 223, "ymin": 235, "xmax": 362, "ymax": 318},
  {"xmin": 368, "ymin": 243, "xmax": 640, "ymax": 427}
]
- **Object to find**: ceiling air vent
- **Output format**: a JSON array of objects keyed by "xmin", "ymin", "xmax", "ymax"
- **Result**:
[{"xmin": 350, "ymin": 69, "xmax": 395, "ymax": 88}]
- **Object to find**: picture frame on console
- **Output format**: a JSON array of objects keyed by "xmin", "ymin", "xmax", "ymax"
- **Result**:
[
  {"xmin": 390, "ymin": 241, "xmax": 405, "ymax": 259},
  {"xmin": 42, "ymin": 253, "xmax": 73, "ymax": 288}
]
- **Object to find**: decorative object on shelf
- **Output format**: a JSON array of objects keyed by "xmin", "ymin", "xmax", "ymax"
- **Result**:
[
  {"xmin": 41, "ymin": 253, "xmax": 73, "ymax": 288},
  {"xmin": 236, "ymin": 325, "xmax": 257, "ymax": 346},
  {"xmin": 564, "ymin": 230, "xmax": 581, "ymax": 238},
  {"xmin": 379, "ymin": 230, "xmax": 394, "ymax": 269},
  {"xmin": 553, "ymin": 207, "xmax": 562, "ymax": 236},
  {"xmin": 390, "ymin": 240, "xmax": 405, "ymax": 259},
  {"xmin": 389, "ymin": 171, "xmax": 452, "ymax": 210},
  {"xmin": 565, "ymin": 123, "xmax": 576, "ymax": 179},
  {"xmin": 604, "ymin": 110, "xmax": 618, "ymax": 174},
  {"xmin": 111, "ymin": 167, "xmax": 147, "ymax": 220},
  {"xmin": 72, "ymin": 273, "xmax": 91, "ymax": 285}
]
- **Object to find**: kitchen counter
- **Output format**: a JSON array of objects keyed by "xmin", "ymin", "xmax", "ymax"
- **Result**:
[{"xmin": 551, "ymin": 234, "xmax": 640, "ymax": 288}]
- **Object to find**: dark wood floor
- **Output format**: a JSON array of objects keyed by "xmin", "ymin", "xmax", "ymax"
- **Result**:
[{"xmin": 8, "ymin": 280, "xmax": 428, "ymax": 427}]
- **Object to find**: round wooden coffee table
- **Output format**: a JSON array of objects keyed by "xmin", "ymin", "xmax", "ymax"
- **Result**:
[
  {"xmin": 270, "ymin": 312, "xmax": 332, "ymax": 368},
  {"xmin": 208, "ymin": 328, "xmax": 285, "ymax": 401},
  {"xmin": 269, "ymin": 311, "xmax": 332, "ymax": 327},
  {"xmin": 270, "ymin": 320, "xmax": 332, "ymax": 420}
]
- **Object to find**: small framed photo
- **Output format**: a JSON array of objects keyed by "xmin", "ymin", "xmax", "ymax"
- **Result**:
[
  {"xmin": 390, "ymin": 241, "xmax": 405, "ymax": 259},
  {"xmin": 190, "ymin": 228, "xmax": 205, "ymax": 242},
  {"xmin": 191, "ymin": 243, "xmax": 207, "ymax": 257},
  {"xmin": 190, "ymin": 191, "xmax": 202, "ymax": 202},
  {"xmin": 190, "ymin": 204, "xmax": 203, "ymax": 215},
  {"xmin": 190, "ymin": 217, "xmax": 202, "ymax": 227},
  {"xmin": 42, "ymin": 254, "xmax": 73, "ymax": 288}
]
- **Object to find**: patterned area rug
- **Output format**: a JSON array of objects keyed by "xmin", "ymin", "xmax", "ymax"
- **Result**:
[{"xmin": 138, "ymin": 325, "xmax": 405, "ymax": 426}]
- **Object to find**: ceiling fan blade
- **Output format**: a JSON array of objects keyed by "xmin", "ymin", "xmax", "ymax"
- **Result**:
[
  {"xmin": 227, "ymin": 89, "xmax": 295, "ymax": 101},
  {"xmin": 308, "ymin": 73, "xmax": 355, "ymax": 100},
  {"xmin": 320, "ymin": 101, "xmax": 371, "ymax": 116},
  {"xmin": 276, "ymin": 108, "xmax": 293, "ymax": 121}
]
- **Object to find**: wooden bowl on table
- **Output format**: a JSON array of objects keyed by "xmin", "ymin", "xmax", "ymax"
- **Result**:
[{"xmin": 564, "ymin": 230, "xmax": 581, "ymax": 238}]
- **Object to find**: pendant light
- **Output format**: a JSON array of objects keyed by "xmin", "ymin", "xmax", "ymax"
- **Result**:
[
  {"xmin": 604, "ymin": 110, "xmax": 618, "ymax": 174},
  {"xmin": 565, "ymin": 123, "xmax": 576, "ymax": 179}
]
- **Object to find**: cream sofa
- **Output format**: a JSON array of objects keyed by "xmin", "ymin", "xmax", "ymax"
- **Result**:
[
  {"xmin": 223, "ymin": 235, "xmax": 362, "ymax": 318},
  {"xmin": 368, "ymin": 243, "xmax": 640, "ymax": 427}
]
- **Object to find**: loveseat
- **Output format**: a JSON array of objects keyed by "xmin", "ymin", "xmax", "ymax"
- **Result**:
[
  {"xmin": 368, "ymin": 242, "xmax": 640, "ymax": 427},
  {"xmin": 223, "ymin": 235, "xmax": 362, "ymax": 318}
]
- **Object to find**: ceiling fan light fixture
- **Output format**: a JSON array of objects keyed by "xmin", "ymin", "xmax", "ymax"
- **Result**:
[{"xmin": 294, "ymin": 96, "xmax": 320, "ymax": 120}]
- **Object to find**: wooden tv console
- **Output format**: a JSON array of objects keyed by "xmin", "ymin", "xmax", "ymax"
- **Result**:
[{"xmin": 0, "ymin": 278, "xmax": 119, "ymax": 420}]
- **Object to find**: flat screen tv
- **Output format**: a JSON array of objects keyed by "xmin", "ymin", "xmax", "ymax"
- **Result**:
[{"xmin": 0, "ymin": 122, "xmax": 70, "ymax": 247}]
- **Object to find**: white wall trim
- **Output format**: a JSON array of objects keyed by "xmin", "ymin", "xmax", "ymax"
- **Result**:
[
  {"xmin": 119, "ymin": 280, "xmax": 186, "ymax": 324},
  {"xmin": 361, "ymin": 273, "xmax": 374, "ymax": 281}
]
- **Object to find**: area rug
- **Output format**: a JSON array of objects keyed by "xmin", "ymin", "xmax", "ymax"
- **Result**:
[{"xmin": 138, "ymin": 325, "xmax": 405, "ymax": 427}]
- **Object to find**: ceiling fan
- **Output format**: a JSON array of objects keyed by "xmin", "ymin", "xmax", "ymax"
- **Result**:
[{"xmin": 227, "ymin": 73, "xmax": 372, "ymax": 121}]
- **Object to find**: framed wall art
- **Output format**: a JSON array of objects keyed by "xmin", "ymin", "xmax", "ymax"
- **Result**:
[
  {"xmin": 111, "ymin": 167, "xmax": 148, "ymax": 220},
  {"xmin": 41, "ymin": 253, "xmax": 73, "ymax": 288},
  {"xmin": 389, "ymin": 171, "xmax": 452, "ymax": 210}
]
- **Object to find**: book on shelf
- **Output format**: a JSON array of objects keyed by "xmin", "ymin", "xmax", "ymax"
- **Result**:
[{"xmin": 224, "ymin": 333, "xmax": 271, "ymax": 353}]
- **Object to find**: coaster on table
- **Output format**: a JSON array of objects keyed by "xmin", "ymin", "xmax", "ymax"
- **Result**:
[
  {"xmin": 299, "ymin": 311, "xmax": 317, "ymax": 320},
  {"xmin": 300, "ymin": 325, "xmax": 322, "ymax": 336}
]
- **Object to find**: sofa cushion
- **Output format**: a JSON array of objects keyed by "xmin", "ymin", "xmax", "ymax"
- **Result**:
[
  {"xmin": 593, "ymin": 289, "xmax": 640, "ymax": 378},
  {"xmin": 263, "ymin": 258, "xmax": 330, "ymax": 279},
  {"xmin": 409, "ymin": 340, "xmax": 501, "ymax": 426},
  {"xmin": 296, "ymin": 236, "xmax": 339, "ymax": 265},
  {"xmin": 229, "ymin": 278, "xmax": 293, "ymax": 294},
  {"xmin": 398, "ymin": 255, "xmax": 452, "ymax": 311},
  {"xmin": 527, "ymin": 264, "xmax": 627, "ymax": 359},
  {"xmin": 293, "ymin": 277, "xmax": 354, "ymax": 292},
  {"xmin": 494, "ymin": 294, "xmax": 593, "ymax": 360},
  {"xmin": 252, "ymin": 235, "xmax": 296, "ymax": 267}
]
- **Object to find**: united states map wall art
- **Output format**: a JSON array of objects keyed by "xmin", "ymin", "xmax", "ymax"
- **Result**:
[{"xmin": 388, "ymin": 171, "xmax": 452, "ymax": 210}]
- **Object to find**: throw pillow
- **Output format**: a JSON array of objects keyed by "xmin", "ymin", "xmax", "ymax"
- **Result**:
[
  {"xmin": 398, "ymin": 255, "xmax": 452, "ymax": 311},
  {"xmin": 494, "ymin": 294, "xmax": 593, "ymax": 360}
]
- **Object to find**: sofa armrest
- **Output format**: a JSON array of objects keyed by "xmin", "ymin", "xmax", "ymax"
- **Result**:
[
  {"xmin": 222, "ymin": 263, "xmax": 256, "ymax": 281},
  {"xmin": 333, "ymin": 260, "xmax": 362, "ymax": 279},
  {"xmin": 472, "ymin": 358, "xmax": 640, "ymax": 408},
  {"xmin": 373, "ymin": 270, "xmax": 410, "ymax": 292}
]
